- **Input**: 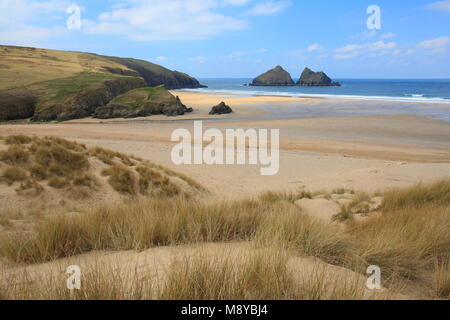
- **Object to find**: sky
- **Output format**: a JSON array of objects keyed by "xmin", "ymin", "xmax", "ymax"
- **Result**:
[{"xmin": 1, "ymin": 0, "xmax": 450, "ymax": 78}]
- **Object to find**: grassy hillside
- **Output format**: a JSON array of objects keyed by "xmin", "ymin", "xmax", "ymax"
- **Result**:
[
  {"xmin": 103, "ymin": 55, "xmax": 205, "ymax": 89},
  {"xmin": 0, "ymin": 45, "xmax": 204, "ymax": 121},
  {"xmin": 0, "ymin": 46, "xmax": 131, "ymax": 90}
]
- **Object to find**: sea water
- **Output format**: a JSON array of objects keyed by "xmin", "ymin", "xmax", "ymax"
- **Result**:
[{"xmin": 181, "ymin": 78, "xmax": 450, "ymax": 122}]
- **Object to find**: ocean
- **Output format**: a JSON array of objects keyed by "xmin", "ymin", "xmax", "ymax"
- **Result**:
[
  {"xmin": 179, "ymin": 78, "xmax": 450, "ymax": 122},
  {"xmin": 190, "ymin": 78, "xmax": 450, "ymax": 103}
]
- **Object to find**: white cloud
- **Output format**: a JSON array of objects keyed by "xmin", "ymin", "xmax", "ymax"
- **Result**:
[
  {"xmin": 0, "ymin": 0, "xmax": 69, "ymax": 45},
  {"xmin": 427, "ymin": 0, "xmax": 450, "ymax": 12},
  {"xmin": 334, "ymin": 41, "xmax": 397, "ymax": 59},
  {"xmin": 333, "ymin": 52, "xmax": 360, "ymax": 60},
  {"xmin": 221, "ymin": 0, "xmax": 252, "ymax": 5},
  {"xmin": 220, "ymin": 48, "xmax": 268, "ymax": 59},
  {"xmin": 285, "ymin": 49, "xmax": 302, "ymax": 57},
  {"xmin": 253, "ymin": 48, "xmax": 268, "ymax": 53},
  {"xmin": 392, "ymin": 48, "xmax": 415, "ymax": 57},
  {"xmin": 154, "ymin": 56, "xmax": 168, "ymax": 62},
  {"xmin": 306, "ymin": 44, "xmax": 323, "ymax": 52},
  {"xmin": 86, "ymin": 0, "xmax": 249, "ymax": 41},
  {"xmin": 247, "ymin": 0, "xmax": 292, "ymax": 16},
  {"xmin": 190, "ymin": 56, "xmax": 206, "ymax": 63},
  {"xmin": 0, "ymin": 0, "xmax": 290, "ymax": 44},
  {"xmin": 418, "ymin": 36, "xmax": 450, "ymax": 54},
  {"xmin": 380, "ymin": 33, "xmax": 397, "ymax": 39},
  {"xmin": 349, "ymin": 30, "xmax": 377, "ymax": 41},
  {"xmin": 285, "ymin": 45, "xmax": 324, "ymax": 58}
]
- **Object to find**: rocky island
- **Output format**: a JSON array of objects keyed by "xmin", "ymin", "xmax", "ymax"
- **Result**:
[
  {"xmin": 249, "ymin": 66, "xmax": 340, "ymax": 87},
  {"xmin": 250, "ymin": 66, "xmax": 294, "ymax": 86},
  {"xmin": 297, "ymin": 67, "xmax": 341, "ymax": 87}
]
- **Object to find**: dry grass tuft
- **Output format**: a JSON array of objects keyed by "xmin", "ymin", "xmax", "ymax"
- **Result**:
[
  {"xmin": 161, "ymin": 250, "xmax": 293, "ymax": 300},
  {"xmin": 0, "ymin": 145, "xmax": 30, "ymax": 165},
  {"xmin": 89, "ymin": 147, "xmax": 134, "ymax": 166},
  {"xmin": 48, "ymin": 177, "xmax": 70, "ymax": 189},
  {"xmin": 5, "ymin": 135, "xmax": 33, "ymax": 145},
  {"xmin": 48, "ymin": 145, "xmax": 90, "ymax": 171},
  {"xmin": 348, "ymin": 204, "xmax": 450, "ymax": 279},
  {"xmin": 29, "ymin": 164, "xmax": 48, "ymax": 180},
  {"xmin": 102, "ymin": 165, "xmax": 137, "ymax": 194},
  {"xmin": 255, "ymin": 204, "xmax": 354, "ymax": 266},
  {"xmin": 382, "ymin": 180, "xmax": 450, "ymax": 211},
  {"xmin": 72, "ymin": 173, "xmax": 98, "ymax": 189},
  {"xmin": 432, "ymin": 258, "xmax": 450, "ymax": 299},
  {"xmin": 332, "ymin": 188, "xmax": 355, "ymax": 195},
  {"xmin": 15, "ymin": 179, "xmax": 44, "ymax": 196},
  {"xmin": 0, "ymin": 263, "xmax": 153, "ymax": 300},
  {"xmin": 259, "ymin": 190, "xmax": 313, "ymax": 204},
  {"xmin": 1, "ymin": 167, "xmax": 28, "ymax": 185},
  {"xmin": 332, "ymin": 206, "xmax": 355, "ymax": 223}
]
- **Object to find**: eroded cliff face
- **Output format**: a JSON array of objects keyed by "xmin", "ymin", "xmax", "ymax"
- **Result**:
[
  {"xmin": 32, "ymin": 77, "xmax": 146, "ymax": 121},
  {"xmin": 0, "ymin": 90, "xmax": 38, "ymax": 121},
  {"xmin": 250, "ymin": 66, "xmax": 295, "ymax": 86}
]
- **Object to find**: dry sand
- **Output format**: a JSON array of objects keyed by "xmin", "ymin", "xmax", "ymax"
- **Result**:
[{"xmin": 1, "ymin": 92, "xmax": 450, "ymax": 200}]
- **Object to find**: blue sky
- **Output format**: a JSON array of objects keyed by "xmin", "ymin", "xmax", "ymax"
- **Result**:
[{"xmin": 1, "ymin": 0, "xmax": 450, "ymax": 78}]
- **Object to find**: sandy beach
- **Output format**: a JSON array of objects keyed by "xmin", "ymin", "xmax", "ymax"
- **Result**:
[
  {"xmin": 2, "ymin": 91, "xmax": 449, "ymax": 200},
  {"xmin": 2, "ymin": 2, "xmax": 450, "ymax": 302}
]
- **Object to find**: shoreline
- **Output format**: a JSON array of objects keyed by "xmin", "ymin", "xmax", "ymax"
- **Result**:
[{"xmin": 180, "ymin": 88, "xmax": 450, "ymax": 105}]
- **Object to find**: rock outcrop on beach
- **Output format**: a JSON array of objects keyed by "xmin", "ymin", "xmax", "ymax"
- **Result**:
[
  {"xmin": 250, "ymin": 66, "xmax": 295, "ymax": 86},
  {"xmin": 0, "ymin": 45, "xmax": 206, "ymax": 121},
  {"xmin": 297, "ymin": 68, "xmax": 341, "ymax": 87},
  {"xmin": 94, "ymin": 85, "xmax": 193, "ymax": 119},
  {"xmin": 209, "ymin": 102, "xmax": 233, "ymax": 115}
]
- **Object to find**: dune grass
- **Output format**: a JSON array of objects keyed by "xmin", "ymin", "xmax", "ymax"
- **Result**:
[
  {"xmin": 0, "ymin": 145, "xmax": 30, "ymax": 165},
  {"xmin": 161, "ymin": 250, "xmax": 294, "ymax": 300},
  {"xmin": 1, "ymin": 180, "xmax": 448, "ymax": 282},
  {"xmin": 0, "ymin": 198, "xmax": 280, "ymax": 263},
  {"xmin": 102, "ymin": 165, "xmax": 137, "ymax": 194},
  {"xmin": 349, "ymin": 204, "xmax": 450, "ymax": 279},
  {"xmin": 382, "ymin": 180, "xmax": 450, "ymax": 211},
  {"xmin": 254, "ymin": 205, "xmax": 353, "ymax": 266},
  {"xmin": 0, "ymin": 263, "xmax": 154, "ymax": 300},
  {"xmin": 0, "ymin": 157, "xmax": 448, "ymax": 300},
  {"xmin": 4, "ymin": 134, "xmax": 33, "ymax": 145},
  {"xmin": 432, "ymin": 258, "xmax": 450, "ymax": 299},
  {"xmin": 0, "ymin": 135, "xmax": 203, "ymax": 198},
  {"xmin": 1, "ymin": 167, "xmax": 28, "ymax": 185},
  {"xmin": 0, "ymin": 249, "xmax": 373, "ymax": 300}
]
